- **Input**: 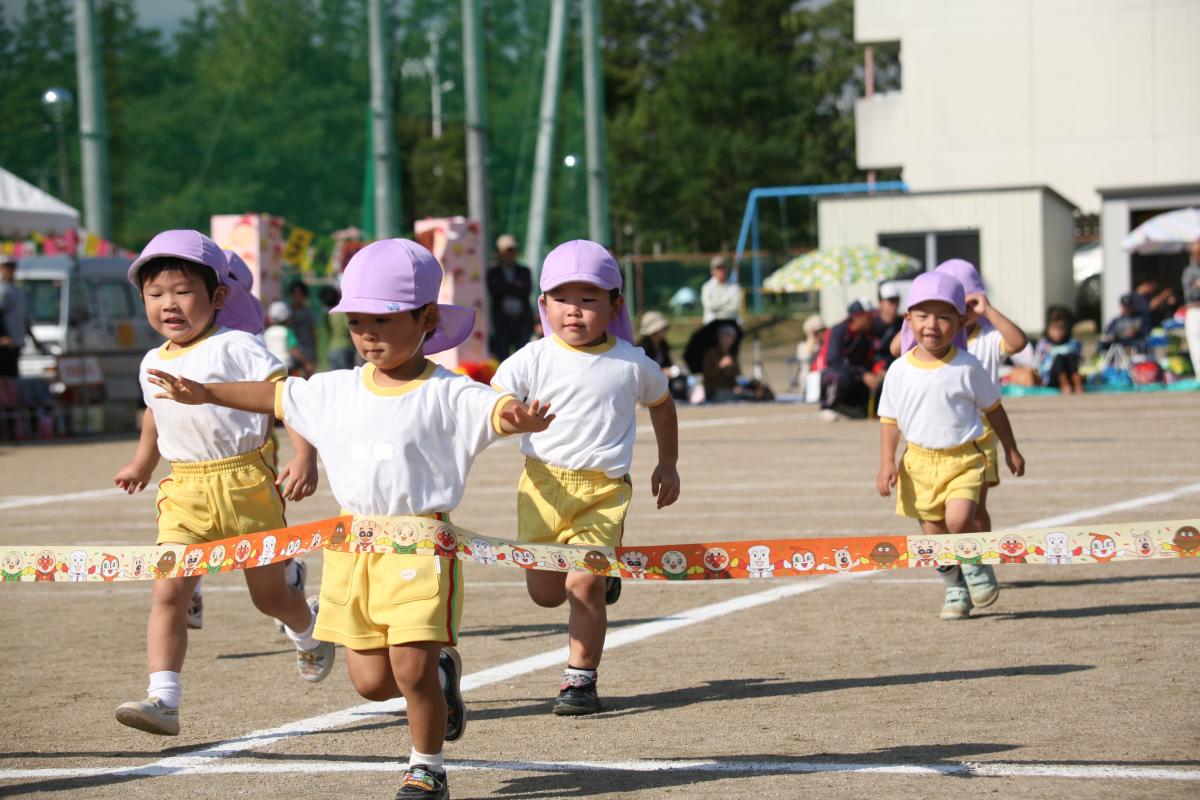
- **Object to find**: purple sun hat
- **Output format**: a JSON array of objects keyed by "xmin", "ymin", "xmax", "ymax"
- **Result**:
[
  {"xmin": 899, "ymin": 271, "xmax": 968, "ymax": 353},
  {"xmin": 216, "ymin": 249, "xmax": 266, "ymax": 335},
  {"xmin": 538, "ymin": 239, "xmax": 634, "ymax": 343},
  {"xmin": 934, "ymin": 258, "xmax": 986, "ymax": 297},
  {"xmin": 127, "ymin": 229, "xmax": 230, "ymax": 288},
  {"xmin": 331, "ymin": 238, "xmax": 474, "ymax": 355}
]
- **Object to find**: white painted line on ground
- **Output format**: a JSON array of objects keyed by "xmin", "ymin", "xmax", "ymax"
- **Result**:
[
  {"xmin": 0, "ymin": 487, "xmax": 125, "ymax": 512},
  {"xmin": 1020, "ymin": 481, "xmax": 1200, "ymax": 528},
  {"xmin": 2, "ymin": 756, "xmax": 1197, "ymax": 783}
]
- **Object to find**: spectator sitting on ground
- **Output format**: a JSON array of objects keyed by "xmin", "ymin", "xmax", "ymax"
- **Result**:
[
  {"xmin": 701, "ymin": 256, "xmax": 743, "ymax": 324},
  {"xmin": 796, "ymin": 314, "xmax": 826, "ymax": 375},
  {"xmin": 1100, "ymin": 294, "xmax": 1148, "ymax": 354},
  {"xmin": 265, "ymin": 301, "xmax": 312, "ymax": 377},
  {"xmin": 871, "ymin": 285, "xmax": 903, "ymax": 370},
  {"xmin": 819, "ymin": 301, "xmax": 882, "ymax": 421},
  {"xmin": 1131, "ymin": 278, "xmax": 1176, "ymax": 330},
  {"xmin": 637, "ymin": 311, "xmax": 688, "ymax": 400},
  {"xmin": 1036, "ymin": 307, "xmax": 1084, "ymax": 394},
  {"xmin": 702, "ymin": 323, "xmax": 772, "ymax": 403}
]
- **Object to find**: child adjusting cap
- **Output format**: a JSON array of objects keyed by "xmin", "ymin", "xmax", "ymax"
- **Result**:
[
  {"xmin": 538, "ymin": 239, "xmax": 634, "ymax": 343},
  {"xmin": 330, "ymin": 238, "xmax": 475, "ymax": 354},
  {"xmin": 935, "ymin": 258, "xmax": 986, "ymax": 297}
]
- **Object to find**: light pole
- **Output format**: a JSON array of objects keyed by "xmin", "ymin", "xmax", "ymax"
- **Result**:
[{"xmin": 41, "ymin": 87, "xmax": 73, "ymax": 205}]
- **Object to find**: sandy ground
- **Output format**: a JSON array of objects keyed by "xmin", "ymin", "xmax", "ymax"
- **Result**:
[{"xmin": 0, "ymin": 391, "xmax": 1197, "ymax": 799}]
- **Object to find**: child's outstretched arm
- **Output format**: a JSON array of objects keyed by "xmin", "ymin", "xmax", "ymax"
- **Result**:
[
  {"xmin": 496, "ymin": 398, "xmax": 555, "ymax": 434},
  {"xmin": 276, "ymin": 424, "xmax": 318, "ymax": 502},
  {"xmin": 649, "ymin": 397, "xmax": 680, "ymax": 509},
  {"xmin": 146, "ymin": 369, "xmax": 275, "ymax": 414},
  {"xmin": 114, "ymin": 407, "xmax": 160, "ymax": 494},
  {"xmin": 876, "ymin": 422, "xmax": 900, "ymax": 497},
  {"xmin": 984, "ymin": 403, "xmax": 1026, "ymax": 477},
  {"xmin": 969, "ymin": 294, "xmax": 1028, "ymax": 354}
]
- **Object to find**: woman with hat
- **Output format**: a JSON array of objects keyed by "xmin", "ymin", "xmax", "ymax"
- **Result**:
[{"xmin": 637, "ymin": 310, "xmax": 688, "ymax": 400}]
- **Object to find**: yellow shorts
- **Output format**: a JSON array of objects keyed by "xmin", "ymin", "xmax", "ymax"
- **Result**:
[
  {"xmin": 315, "ymin": 514, "xmax": 463, "ymax": 650},
  {"xmin": 517, "ymin": 458, "xmax": 632, "ymax": 548},
  {"xmin": 977, "ymin": 426, "xmax": 1000, "ymax": 488},
  {"xmin": 155, "ymin": 450, "xmax": 286, "ymax": 545},
  {"xmin": 896, "ymin": 441, "xmax": 987, "ymax": 521}
]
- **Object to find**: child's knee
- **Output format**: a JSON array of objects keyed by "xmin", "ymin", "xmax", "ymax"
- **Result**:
[
  {"xmin": 565, "ymin": 575, "xmax": 605, "ymax": 608},
  {"xmin": 351, "ymin": 674, "xmax": 401, "ymax": 702},
  {"xmin": 526, "ymin": 576, "xmax": 568, "ymax": 608}
]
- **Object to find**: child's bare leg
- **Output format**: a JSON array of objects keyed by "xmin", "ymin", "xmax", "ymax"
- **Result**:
[
  {"xmin": 1071, "ymin": 373, "xmax": 1084, "ymax": 393},
  {"xmin": 147, "ymin": 574, "xmax": 202, "ymax": 672},
  {"xmin": 976, "ymin": 484, "xmax": 992, "ymax": 532},
  {"xmin": 244, "ymin": 561, "xmax": 311, "ymax": 631},
  {"xmin": 391, "ymin": 642, "xmax": 446, "ymax": 755},
  {"xmin": 525, "ymin": 569, "xmax": 568, "ymax": 608},
  {"xmin": 345, "ymin": 647, "xmax": 403, "ymax": 701},
  {"xmin": 944, "ymin": 499, "xmax": 978, "ymax": 534},
  {"xmin": 564, "ymin": 572, "xmax": 607, "ymax": 669},
  {"xmin": 1058, "ymin": 372, "xmax": 1071, "ymax": 392}
]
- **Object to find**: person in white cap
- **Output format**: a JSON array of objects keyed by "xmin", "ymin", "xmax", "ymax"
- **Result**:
[{"xmin": 486, "ymin": 233, "xmax": 534, "ymax": 359}]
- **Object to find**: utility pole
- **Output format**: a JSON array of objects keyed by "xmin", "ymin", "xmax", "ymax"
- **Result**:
[
  {"xmin": 524, "ymin": 0, "xmax": 568, "ymax": 280},
  {"xmin": 428, "ymin": 29, "xmax": 442, "ymax": 139},
  {"xmin": 74, "ymin": 0, "xmax": 111, "ymax": 239},
  {"xmin": 462, "ymin": 0, "xmax": 490, "ymax": 252},
  {"xmin": 368, "ymin": 0, "xmax": 398, "ymax": 238},
  {"xmin": 580, "ymin": 0, "xmax": 610, "ymax": 247}
]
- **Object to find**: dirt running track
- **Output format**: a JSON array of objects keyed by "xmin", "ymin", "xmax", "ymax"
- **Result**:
[{"xmin": 0, "ymin": 392, "xmax": 1197, "ymax": 799}]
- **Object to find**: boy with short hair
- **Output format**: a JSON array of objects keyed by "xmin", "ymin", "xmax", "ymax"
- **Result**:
[
  {"xmin": 113, "ymin": 230, "xmax": 330, "ymax": 737},
  {"xmin": 493, "ymin": 239, "xmax": 681, "ymax": 715},
  {"xmin": 875, "ymin": 271, "xmax": 1026, "ymax": 620}
]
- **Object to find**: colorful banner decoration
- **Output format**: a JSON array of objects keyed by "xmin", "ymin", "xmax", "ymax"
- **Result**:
[{"xmin": 1, "ymin": 516, "xmax": 1197, "ymax": 585}]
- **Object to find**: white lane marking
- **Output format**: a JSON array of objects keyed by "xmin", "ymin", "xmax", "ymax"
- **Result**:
[
  {"xmin": 0, "ymin": 487, "xmax": 125, "ymax": 512},
  {"xmin": 2, "ymin": 756, "xmax": 1197, "ymax": 783},
  {"xmin": 1020, "ymin": 481, "xmax": 1200, "ymax": 528}
]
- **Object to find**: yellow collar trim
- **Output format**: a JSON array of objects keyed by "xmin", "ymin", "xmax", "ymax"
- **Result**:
[
  {"xmin": 551, "ymin": 333, "xmax": 616, "ymax": 354},
  {"xmin": 158, "ymin": 325, "xmax": 217, "ymax": 360},
  {"xmin": 362, "ymin": 360, "xmax": 436, "ymax": 396},
  {"xmin": 906, "ymin": 345, "xmax": 957, "ymax": 370}
]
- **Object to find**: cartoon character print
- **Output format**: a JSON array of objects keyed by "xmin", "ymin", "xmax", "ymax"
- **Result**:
[
  {"xmin": 997, "ymin": 534, "xmax": 1028, "ymax": 564},
  {"xmin": 549, "ymin": 551, "xmax": 570, "ymax": 571},
  {"xmin": 790, "ymin": 550, "xmax": 816, "ymax": 573},
  {"xmin": 1035, "ymin": 531, "xmax": 1081, "ymax": 565},
  {"xmin": 33, "ymin": 550, "xmax": 59, "ymax": 582},
  {"xmin": 99, "ymin": 553, "xmax": 121, "ymax": 582},
  {"xmin": 510, "ymin": 547, "xmax": 538, "ymax": 569},
  {"xmin": 352, "ymin": 521, "xmax": 379, "ymax": 554},
  {"xmin": 156, "ymin": 550, "xmax": 179, "ymax": 578},
  {"xmin": 953, "ymin": 538, "xmax": 984, "ymax": 565},
  {"xmin": 702, "ymin": 547, "xmax": 733, "ymax": 579},
  {"xmin": 330, "ymin": 521, "xmax": 348, "ymax": 548},
  {"xmin": 283, "ymin": 536, "xmax": 303, "ymax": 558},
  {"xmin": 909, "ymin": 539, "xmax": 939, "ymax": 568},
  {"xmin": 746, "ymin": 545, "xmax": 775, "ymax": 579},
  {"xmin": 231, "ymin": 539, "xmax": 255, "ymax": 570},
  {"xmin": 658, "ymin": 550, "xmax": 689, "ymax": 580},
  {"xmin": 1087, "ymin": 533, "xmax": 1118, "ymax": 563},
  {"xmin": 620, "ymin": 550, "xmax": 650, "ymax": 579},
  {"xmin": 1132, "ymin": 532, "xmax": 1157, "ymax": 558},
  {"xmin": 865, "ymin": 541, "xmax": 902, "ymax": 570},
  {"xmin": 469, "ymin": 537, "xmax": 497, "ymax": 565},
  {"xmin": 131, "ymin": 555, "xmax": 147, "ymax": 580},
  {"xmin": 580, "ymin": 551, "xmax": 611, "ymax": 575},
  {"xmin": 433, "ymin": 525, "xmax": 458, "ymax": 558},
  {"xmin": 1170, "ymin": 526, "xmax": 1200, "ymax": 557},
  {"xmin": 2, "ymin": 551, "xmax": 24, "ymax": 581},
  {"xmin": 309, "ymin": 530, "xmax": 323, "ymax": 550},
  {"xmin": 390, "ymin": 521, "xmax": 420, "ymax": 555},
  {"xmin": 257, "ymin": 535, "xmax": 278, "ymax": 567},
  {"xmin": 818, "ymin": 547, "xmax": 860, "ymax": 573},
  {"xmin": 204, "ymin": 545, "xmax": 226, "ymax": 575},
  {"xmin": 65, "ymin": 550, "xmax": 92, "ymax": 582},
  {"xmin": 181, "ymin": 547, "xmax": 205, "ymax": 576}
]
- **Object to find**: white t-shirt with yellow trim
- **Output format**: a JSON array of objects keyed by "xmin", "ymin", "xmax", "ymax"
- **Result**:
[
  {"xmin": 493, "ymin": 334, "xmax": 670, "ymax": 478},
  {"xmin": 878, "ymin": 347, "xmax": 1001, "ymax": 450},
  {"xmin": 967, "ymin": 321, "xmax": 1010, "ymax": 384},
  {"xmin": 141, "ymin": 326, "xmax": 284, "ymax": 463},
  {"xmin": 275, "ymin": 361, "xmax": 511, "ymax": 516}
]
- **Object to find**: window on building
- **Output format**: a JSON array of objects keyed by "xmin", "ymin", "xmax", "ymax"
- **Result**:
[
  {"xmin": 95, "ymin": 280, "xmax": 136, "ymax": 321},
  {"xmin": 878, "ymin": 230, "xmax": 980, "ymax": 276}
]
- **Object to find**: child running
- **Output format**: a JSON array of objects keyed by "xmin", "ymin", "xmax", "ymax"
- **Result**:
[
  {"xmin": 876, "ymin": 271, "xmax": 1025, "ymax": 620},
  {"xmin": 149, "ymin": 238, "xmax": 553, "ymax": 800},
  {"xmin": 113, "ymin": 230, "xmax": 330, "ymax": 737},
  {"xmin": 492, "ymin": 239, "xmax": 681, "ymax": 715}
]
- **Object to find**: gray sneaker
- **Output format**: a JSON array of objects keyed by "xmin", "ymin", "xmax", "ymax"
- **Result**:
[
  {"xmin": 939, "ymin": 585, "xmax": 973, "ymax": 620},
  {"xmin": 276, "ymin": 559, "xmax": 308, "ymax": 634},
  {"xmin": 115, "ymin": 697, "xmax": 180, "ymax": 736},
  {"xmin": 961, "ymin": 563, "xmax": 999, "ymax": 608},
  {"xmin": 296, "ymin": 596, "xmax": 334, "ymax": 683},
  {"xmin": 186, "ymin": 584, "xmax": 204, "ymax": 630}
]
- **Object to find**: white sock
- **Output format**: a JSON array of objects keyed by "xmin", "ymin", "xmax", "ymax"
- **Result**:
[
  {"xmin": 563, "ymin": 666, "xmax": 598, "ymax": 685},
  {"xmin": 409, "ymin": 748, "xmax": 444, "ymax": 771},
  {"xmin": 937, "ymin": 565, "xmax": 963, "ymax": 587},
  {"xmin": 147, "ymin": 670, "xmax": 181, "ymax": 709},
  {"xmin": 192, "ymin": 583, "xmax": 203, "ymax": 599},
  {"xmin": 284, "ymin": 610, "xmax": 320, "ymax": 651}
]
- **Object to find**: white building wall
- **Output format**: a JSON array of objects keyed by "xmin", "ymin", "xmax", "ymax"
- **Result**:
[
  {"xmin": 854, "ymin": 0, "xmax": 1200, "ymax": 213},
  {"xmin": 818, "ymin": 188, "xmax": 1073, "ymax": 332}
]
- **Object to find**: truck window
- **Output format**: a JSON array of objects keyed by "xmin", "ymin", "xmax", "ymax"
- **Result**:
[
  {"xmin": 69, "ymin": 278, "xmax": 94, "ymax": 323},
  {"xmin": 96, "ymin": 280, "xmax": 135, "ymax": 320},
  {"xmin": 17, "ymin": 279, "xmax": 63, "ymax": 324}
]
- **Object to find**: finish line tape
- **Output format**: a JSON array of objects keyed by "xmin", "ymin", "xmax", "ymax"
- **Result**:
[{"xmin": 1, "ymin": 515, "xmax": 1197, "ymax": 584}]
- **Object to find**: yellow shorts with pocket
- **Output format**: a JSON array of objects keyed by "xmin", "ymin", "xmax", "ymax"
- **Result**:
[
  {"xmin": 155, "ymin": 450, "xmax": 286, "ymax": 545},
  {"xmin": 517, "ymin": 458, "xmax": 631, "ymax": 548},
  {"xmin": 897, "ymin": 441, "xmax": 987, "ymax": 521},
  {"xmin": 315, "ymin": 513, "xmax": 463, "ymax": 650},
  {"xmin": 977, "ymin": 425, "xmax": 1000, "ymax": 487}
]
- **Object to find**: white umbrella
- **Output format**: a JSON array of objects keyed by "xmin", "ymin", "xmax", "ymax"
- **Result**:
[{"xmin": 1122, "ymin": 207, "xmax": 1200, "ymax": 254}]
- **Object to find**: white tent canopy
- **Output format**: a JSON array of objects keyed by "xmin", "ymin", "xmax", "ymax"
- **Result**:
[{"xmin": 0, "ymin": 167, "xmax": 80, "ymax": 237}]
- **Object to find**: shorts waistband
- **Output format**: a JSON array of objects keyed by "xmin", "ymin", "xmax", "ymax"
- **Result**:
[
  {"xmin": 524, "ymin": 457, "xmax": 621, "ymax": 486},
  {"xmin": 170, "ymin": 450, "xmax": 269, "ymax": 477},
  {"xmin": 905, "ymin": 440, "xmax": 985, "ymax": 459},
  {"xmin": 340, "ymin": 510, "xmax": 450, "ymax": 522}
]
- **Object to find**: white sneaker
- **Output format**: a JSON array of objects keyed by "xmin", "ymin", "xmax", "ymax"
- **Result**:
[
  {"xmin": 186, "ymin": 585, "xmax": 204, "ymax": 630},
  {"xmin": 939, "ymin": 585, "xmax": 973, "ymax": 620},
  {"xmin": 115, "ymin": 697, "xmax": 180, "ymax": 736},
  {"xmin": 296, "ymin": 596, "xmax": 334, "ymax": 683},
  {"xmin": 819, "ymin": 408, "xmax": 843, "ymax": 423},
  {"xmin": 275, "ymin": 559, "xmax": 308, "ymax": 634}
]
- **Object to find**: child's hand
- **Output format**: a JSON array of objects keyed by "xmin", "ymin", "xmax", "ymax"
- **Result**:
[
  {"xmin": 276, "ymin": 454, "xmax": 318, "ymax": 501},
  {"xmin": 499, "ymin": 398, "xmax": 555, "ymax": 434},
  {"xmin": 1006, "ymin": 447, "xmax": 1025, "ymax": 477},
  {"xmin": 114, "ymin": 462, "xmax": 152, "ymax": 494},
  {"xmin": 876, "ymin": 462, "xmax": 897, "ymax": 497},
  {"xmin": 651, "ymin": 462, "xmax": 681, "ymax": 509},
  {"xmin": 966, "ymin": 292, "xmax": 991, "ymax": 316},
  {"xmin": 146, "ymin": 369, "xmax": 209, "ymax": 405}
]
